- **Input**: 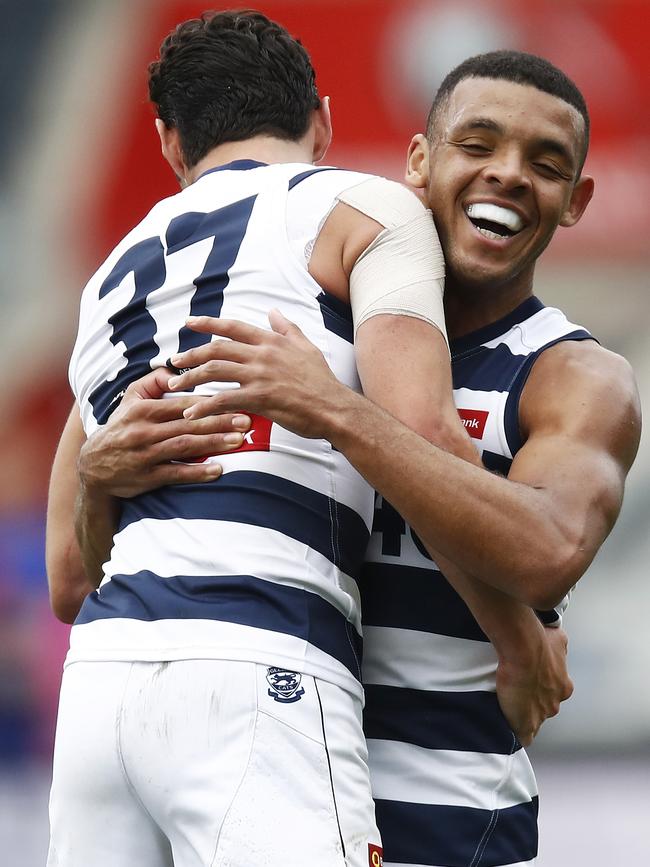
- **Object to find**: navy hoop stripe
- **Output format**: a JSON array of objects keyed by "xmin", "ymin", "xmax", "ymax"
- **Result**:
[
  {"xmin": 375, "ymin": 797, "xmax": 539, "ymax": 867},
  {"xmin": 364, "ymin": 685, "xmax": 520, "ymax": 754},
  {"xmin": 119, "ymin": 471, "xmax": 370, "ymax": 581},
  {"xmin": 76, "ymin": 571, "xmax": 363, "ymax": 680},
  {"xmin": 360, "ymin": 562, "xmax": 489, "ymax": 642}
]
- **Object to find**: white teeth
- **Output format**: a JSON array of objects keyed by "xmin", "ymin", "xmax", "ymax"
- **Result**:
[
  {"xmin": 475, "ymin": 226, "xmax": 505, "ymax": 241},
  {"xmin": 466, "ymin": 203, "xmax": 524, "ymax": 232}
]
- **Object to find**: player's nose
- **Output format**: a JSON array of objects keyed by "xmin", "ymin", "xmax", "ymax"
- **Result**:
[{"xmin": 482, "ymin": 146, "xmax": 530, "ymax": 192}]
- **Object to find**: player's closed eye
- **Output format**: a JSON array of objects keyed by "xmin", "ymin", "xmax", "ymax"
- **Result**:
[
  {"xmin": 459, "ymin": 141, "xmax": 492, "ymax": 154},
  {"xmin": 533, "ymin": 161, "xmax": 570, "ymax": 180}
]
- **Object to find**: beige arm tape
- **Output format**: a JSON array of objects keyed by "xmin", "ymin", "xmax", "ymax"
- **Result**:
[{"xmin": 336, "ymin": 177, "xmax": 447, "ymax": 344}]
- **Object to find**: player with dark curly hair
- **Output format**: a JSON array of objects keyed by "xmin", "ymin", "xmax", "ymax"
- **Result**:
[{"xmin": 45, "ymin": 10, "xmax": 473, "ymax": 867}]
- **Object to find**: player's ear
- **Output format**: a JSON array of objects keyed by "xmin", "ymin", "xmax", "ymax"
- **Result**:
[
  {"xmin": 155, "ymin": 118, "xmax": 188, "ymax": 187},
  {"xmin": 311, "ymin": 96, "xmax": 332, "ymax": 163},
  {"xmin": 560, "ymin": 174, "xmax": 594, "ymax": 227},
  {"xmin": 405, "ymin": 134, "xmax": 430, "ymax": 189}
]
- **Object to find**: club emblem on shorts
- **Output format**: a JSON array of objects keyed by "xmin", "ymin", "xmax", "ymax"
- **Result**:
[
  {"xmin": 368, "ymin": 843, "xmax": 383, "ymax": 866},
  {"xmin": 266, "ymin": 667, "xmax": 305, "ymax": 703}
]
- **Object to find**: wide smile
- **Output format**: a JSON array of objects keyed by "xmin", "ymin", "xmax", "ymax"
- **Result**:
[{"xmin": 464, "ymin": 202, "xmax": 527, "ymax": 245}]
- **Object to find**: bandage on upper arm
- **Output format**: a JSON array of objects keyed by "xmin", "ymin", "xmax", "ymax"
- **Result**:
[{"xmin": 337, "ymin": 177, "xmax": 447, "ymax": 344}]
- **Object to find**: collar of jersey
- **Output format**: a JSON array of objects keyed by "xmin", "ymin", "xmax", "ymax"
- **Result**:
[
  {"xmin": 450, "ymin": 295, "xmax": 545, "ymax": 359},
  {"xmin": 197, "ymin": 159, "xmax": 268, "ymax": 180}
]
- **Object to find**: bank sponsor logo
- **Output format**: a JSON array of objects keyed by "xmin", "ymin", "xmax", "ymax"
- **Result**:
[{"xmin": 457, "ymin": 408, "xmax": 489, "ymax": 439}]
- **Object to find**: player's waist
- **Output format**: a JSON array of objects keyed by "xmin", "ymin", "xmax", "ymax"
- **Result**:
[{"xmin": 68, "ymin": 593, "xmax": 364, "ymax": 699}]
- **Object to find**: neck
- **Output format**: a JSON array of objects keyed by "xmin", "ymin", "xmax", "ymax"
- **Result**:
[
  {"xmin": 444, "ymin": 276, "xmax": 534, "ymax": 340},
  {"xmin": 186, "ymin": 136, "xmax": 314, "ymax": 184}
]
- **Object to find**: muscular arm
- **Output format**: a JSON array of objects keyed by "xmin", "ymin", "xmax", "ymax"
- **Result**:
[
  {"xmin": 171, "ymin": 318, "xmax": 641, "ymax": 610},
  {"xmin": 403, "ymin": 339, "xmax": 640, "ymax": 607},
  {"xmin": 323, "ymin": 338, "xmax": 640, "ymax": 608},
  {"xmin": 333, "ymin": 307, "xmax": 580, "ymax": 738},
  {"xmin": 46, "ymin": 406, "xmax": 97, "ymax": 622}
]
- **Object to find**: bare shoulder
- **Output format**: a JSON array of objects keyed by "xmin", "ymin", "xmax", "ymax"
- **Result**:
[
  {"xmin": 525, "ymin": 339, "xmax": 639, "ymax": 402},
  {"xmin": 520, "ymin": 338, "xmax": 641, "ymax": 469},
  {"xmin": 325, "ymin": 200, "xmax": 385, "ymax": 264}
]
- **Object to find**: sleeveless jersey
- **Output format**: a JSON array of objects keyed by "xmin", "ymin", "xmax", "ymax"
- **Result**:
[
  {"xmin": 361, "ymin": 296, "xmax": 594, "ymax": 867},
  {"xmin": 68, "ymin": 160, "xmax": 380, "ymax": 700}
]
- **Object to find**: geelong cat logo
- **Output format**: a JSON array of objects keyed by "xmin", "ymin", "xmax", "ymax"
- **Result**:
[{"xmin": 266, "ymin": 667, "xmax": 305, "ymax": 703}]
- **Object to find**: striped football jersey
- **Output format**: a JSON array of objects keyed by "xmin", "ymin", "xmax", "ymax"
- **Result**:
[
  {"xmin": 361, "ymin": 296, "xmax": 594, "ymax": 866},
  {"xmin": 68, "ymin": 160, "xmax": 381, "ymax": 700}
]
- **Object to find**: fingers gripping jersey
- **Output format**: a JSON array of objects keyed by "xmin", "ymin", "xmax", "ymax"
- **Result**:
[
  {"xmin": 362, "ymin": 297, "xmax": 594, "ymax": 867},
  {"xmin": 68, "ymin": 160, "xmax": 386, "ymax": 699}
]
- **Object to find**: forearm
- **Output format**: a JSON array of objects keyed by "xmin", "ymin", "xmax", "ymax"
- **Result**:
[
  {"xmin": 46, "ymin": 404, "xmax": 97, "ymax": 622},
  {"xmin": 421, "ymin": 552, "xmax": 571, "ymax": 746},
  {"xmin": 46, "ymin": 507, "xmax": 96, "ymax": 624},
  {"xmin": 437, "ymin": 553, "xmax": 544, "ymax": 662},
  {"xmin": 353, "ymin": 317, "xmax": 533, "ymax": 630},
  {"xmin": 327, "ymin": 390, "xmax": 574, "ymax": 607},
  {"xmin": 74, "ymin": 478, "xmax": 120, "ymax": 589}
]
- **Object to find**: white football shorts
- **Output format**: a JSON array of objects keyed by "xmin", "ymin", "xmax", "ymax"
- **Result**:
[{"xmin": 48, "ymin": 659, "xmax": 382, "ymax": 867}]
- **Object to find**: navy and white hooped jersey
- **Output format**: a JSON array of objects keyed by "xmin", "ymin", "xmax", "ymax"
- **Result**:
[
  {"xmin": 361, "ymin": 296, "xmax": 594, "ymax": 867},
  {"xmin": 68, "ymin": 160, "xmax": 381, "ymax": 700}
]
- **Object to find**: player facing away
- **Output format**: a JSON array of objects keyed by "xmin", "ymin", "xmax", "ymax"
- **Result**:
[
  {"xmin": 156, "ymin": 52, "xmax": 640, "ymax": 867},
  {"xmin": 45, "ymin": 10, "xmax": 471, "ymax": 867}
]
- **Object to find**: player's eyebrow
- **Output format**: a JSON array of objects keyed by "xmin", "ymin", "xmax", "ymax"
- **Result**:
[
  {"xmin": 453, "ymin": 118, "xmax": 575, "ymax": 167},
  {"xmin": 452, "ymin": 117, "xmax": 503, "ymax": 136}
]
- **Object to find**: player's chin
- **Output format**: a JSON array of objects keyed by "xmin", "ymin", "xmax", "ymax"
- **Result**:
[{"xmin": 452, "ymin": 257, "xmax": 522, "ymax": 291}]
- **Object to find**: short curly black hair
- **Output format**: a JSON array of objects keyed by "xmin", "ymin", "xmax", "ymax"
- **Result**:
[
  {"xmin": 426, "ymin": 50, "xmax": 590, "ymax": 174},
  {"xmin": 148, "ymin": 9, "xmax": 321, "ymax": 168}
]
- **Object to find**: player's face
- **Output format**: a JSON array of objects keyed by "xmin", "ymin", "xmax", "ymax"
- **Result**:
[{"xmin": 407, "ymin": 77, "xmax": 593, "ymax": 294}]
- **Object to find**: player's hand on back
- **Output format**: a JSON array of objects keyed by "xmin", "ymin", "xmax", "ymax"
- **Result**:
[
  {"xmin": 79, "ymin": 367, "xmax": 251, "ymax": 498},
  {"xmin": 168, "ymin": 311, "xmax": 351, "ymax": 439},
  {"xmin": 495, "ymin": 622, "xmax": 573, "ymax": 746}
]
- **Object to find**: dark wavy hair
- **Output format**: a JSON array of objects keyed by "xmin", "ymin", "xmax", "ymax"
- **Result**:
[
  {"xmin": 427, "ymin": 50, "xmax": 590, "ymax": 173},
  {"xmin": 148, "ymin": 10, "xmax": 321, "ymax": 168}
]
